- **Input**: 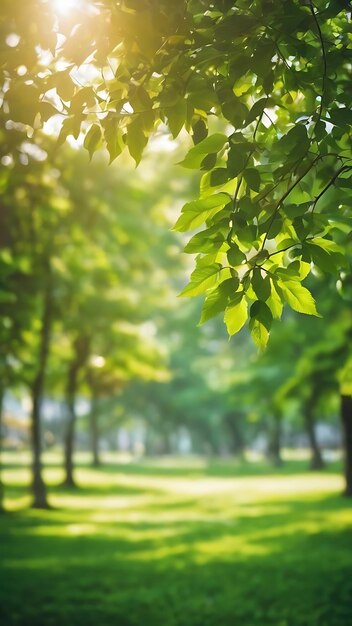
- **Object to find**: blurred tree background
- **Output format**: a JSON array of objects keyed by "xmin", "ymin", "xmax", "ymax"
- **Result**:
[{"xmin": 1, "ymin": 129, "xmax": 351, "ymax": 504}]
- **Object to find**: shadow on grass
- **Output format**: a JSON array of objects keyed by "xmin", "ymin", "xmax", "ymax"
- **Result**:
[
  {"xmin": 1, "ymin": 486, "xmax": 352, "ymax": 626},
  {"xmin": 0, "ymin": 459, "xmax": 351, "ymax": 626}
]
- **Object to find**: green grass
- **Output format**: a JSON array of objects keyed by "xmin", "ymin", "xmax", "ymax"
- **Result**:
[{"xmin": 1, "ymin": 452, "xmax": 352, "ymax": 626}]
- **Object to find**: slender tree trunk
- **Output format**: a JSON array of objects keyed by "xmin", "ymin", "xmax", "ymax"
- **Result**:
[
  {"xmin": 90, "ymin": 395, "xmax": 100, "ymax": 467},
  {"xmin": 30, "ymin": 272, "xmax": 52, "ymax": 509},
  {"xmin": 225, "ymin": 412, "xmax": 245, "ymax": 460},
  {"xmin": 268, "ymin": 411, "xmax": 283, "ymax": 467},
  {"xmin": 31, "ymin": 385, "xmax": 49, "ymax": 507},
  {"xmin": 62, "ymin": 336, "xmax": 90, "ymax": 488},
  {"xmin": 0, "ymin": 387, "xmax": 5, "ymax": 513},
  {"xmin": 305, "ymin": 408, "xmax": 324, "ymax": 470},
  {"xmin": 63, "ymin": 390, "xmax": 76, "ymax": 488},
  {"xmin": 341, "ymin": 394, "xmax": 352, "ymax": 497}
]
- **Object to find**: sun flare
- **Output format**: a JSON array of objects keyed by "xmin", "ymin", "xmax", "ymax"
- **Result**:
[{"xmin": 52, "ymin": 0, "xmax": 83, "ymax": 16}]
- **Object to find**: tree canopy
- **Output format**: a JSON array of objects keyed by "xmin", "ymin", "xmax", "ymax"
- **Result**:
[{"xmin": 1, "ymin": 0, "xmax": 352, "ymax": 346}]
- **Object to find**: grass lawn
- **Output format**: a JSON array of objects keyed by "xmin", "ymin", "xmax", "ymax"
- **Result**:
[{"xmin": 0, "ymin": 452, "xmax": 352, "ymax": 626}]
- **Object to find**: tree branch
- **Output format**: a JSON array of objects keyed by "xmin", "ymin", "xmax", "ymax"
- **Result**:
[
  {"xmin": 309, "ymin": 1, "xmax": 327, "ymax": 127},
  {"xmin": 261, "ymin": 156, "xmax": 320, "ymax": 249}
]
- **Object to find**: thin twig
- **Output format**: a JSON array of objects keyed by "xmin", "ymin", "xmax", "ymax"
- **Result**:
[
  {"xmin": 309, "ymin": 0, "xmax": 327, "ymax": 127},
  {"xmin": 311, "ymin": 165, "xmax": 352, "ymax": 212},
  {"xmin": 260, "ymin": 155, "xmax": 320, "ymax": 249}
]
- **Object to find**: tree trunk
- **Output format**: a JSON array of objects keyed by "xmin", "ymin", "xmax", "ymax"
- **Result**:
[
  {"xmin": 63, "ymin": 392, "xmax": 76, "ymax": 488},
  {"xmin": 305, "ymin": 408, "xmax": 324, "ymax": 470},
  {"xmin": 31, "ymin": 386, "xmax": 49, "ymax": 507},
  {"xmin": 268, "ymin": 412, "xmax": 283, "ymax": 467},
  {"xmin": 0, "ymin": 388, "xmax": 5, "ymax": 513},
  {"xmin": 225, "ymin": 412, "xmax": 245, "ymax": 460},
  {"xmin": 62, "ymin": 336, "xmax": 90, "ymax": 488},
  {"xmin": 90, "ymin": 395, "xmax": 100, "ymax": 467},
  {"xmin": 341, "ymin": 394, "xmax": 352, "ymax": 497},
  {"xmin": 30, "ymin": 271, "xmax": 52, "ymax": 509}
]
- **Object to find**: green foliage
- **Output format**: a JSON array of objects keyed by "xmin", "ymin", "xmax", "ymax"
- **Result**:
[
  {"xmin": 280, "ymin": 282, "xmax": 317, "ymax": 316},
  {"xmin": 179, "ymin": 133, "xmax": 228, "ymax": 169},
  {"xmin": 1, "ymin": 0, "xmax": 352, "ymax": 344},
  {"xmin": 224, "ymin": 293, "xmax": 247, "ymax": 337},
  {"xmin": 174, "ymin": 193, "xmax": 230, "ymax": 232},
  {"xmin": 179, "ymin": 262, "xmax": 223, "ymax": 297}
]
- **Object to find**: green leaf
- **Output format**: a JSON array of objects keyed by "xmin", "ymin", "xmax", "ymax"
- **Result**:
[
  {"xmin": 201, "ymin": 153, "xmax": 217, "ymax": 171},
  {"xmin": 179, "ymin": 263, "xmax": 222, "ymax": 297},
  {"xmin": 227, "ymin": 144, "xmax": 248, "ymax": 177},
  {"xmin": 315, "ymin": 120, "xmax": 326, "ymax": 142},
  {"xmin": 70, "ymin": 87, "xmax": 96, "ymax": 113},
  {"xmin": 275, "ymin": 238, "xmax": 299, "ymax": 254},
  {"xmin": 283, "ymin": 203, "xmax": 310, "ymax": 219},
  {"xmin": 187, "ymin": 81, "xmax": 218, "ymax": 111},
  {"xmin": 249, "ymin": 300, "xmax": 272, "ymax": 349},
  {"xmin": 249, "ymin": 317, "xmax": 269, "ymax": 350},
  {"xmin": 304, "ymin": 243, "xmax": 332, "ymax": 274},
  {"xmin": 279, "ymin": 280, "xmax": 320, "ymax": 316},
  {"xmin": 330, "ymin": 107, "xmax": 352, "ymax": 127},
  {"xmin": 210, "ymin": 168, "xmax": 229, "ymax": 187},
  {"xmin": 252, "ymin": 269, "xmax": 271, "ymax": 301},
  {"xmin": 199, "ymin": 278, "xmax": 238, "ymax": 325},
  {"xmin": 267, "ymin": 283, "xmax": 283, "ymax": 319},
  {"xmin": 310, "ymin": 237, "xmax": 343, "ymax": 254},
  {"xmin": 39, "ymin": 101, "xmax": 59, "ymax": 123},
  {"xmin": 129, "ymin": 85, "xmax": 153, "ymax": 113},
  {"xmin": 237, "ymin": 224, "xmax": 258, "ymax": 247},
  {"xmin": 184, "ymin": 224, "xmax": 225, "ymax": 254},
  {"xmin": 83, "ymin": 124, "xmax": 102, "ymax": 160},
  {"xmin": 192, "ymin": 119, "xmax": 208, "ymax": 145},
  {"xmin": 6, "ymin": 83, "xmax": 40, "ymax": 126},
  {"xmin": 244, "ymin": 168, "xmax": 261, "ymax": 192},
  {"xmin": 179, "ymin": 133, "xmax": 228, "ymax": 169},
  {"xmin": 276, "ymin": 124, "xmax": 308, "ymax": 155},
  {"xmin": 305, "ymin": 242, "xmax": 345, "ymax": 273},
  {"xmin": 249, "ymin": 300, "xmax": 273, "ymax": 330},
  {"xmin": 245, "ymin": 98, "xmax": 268, "ymax": 126},
  {"xmin": 103, "ymin": 117, "xmax": 124, "ymax": 163},
  {"xmin": 224, "ymin": 293, "xmax": 247, "ymax": 336},
  {"xmin": 167, "ymin": 98, "xmax": 187, "ymax": 138},
  {"xmin": 57, "ymin": 117, "xmax": 76, "ymax": 146},
  {"xmin": 53, "ymin": 68, "xmax": 75, "ymax": 101},
  {"xmin": 227, "ymin": 243, "xmax": 246, "ymax": 266},
  {"xmin": 173, "ymin": 193, "xmax": 230, "ymax": 232},
  {"xmin": 127, "ymin": 119, "xmax": 148, "ymax": 165}
]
